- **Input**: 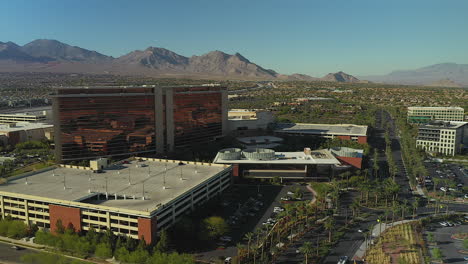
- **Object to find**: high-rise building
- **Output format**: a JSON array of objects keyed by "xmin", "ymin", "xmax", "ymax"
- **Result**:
[
  {"xmin": 407, "ymin": 106, "xmax": 464, "ymax": 124},
  {"xmin": 53, "ymin": 85, "xmax": 228, "ymax": 162},
  {"xmin": 416, "ymin": 121, "xmax": 467, "ymax": 156}
]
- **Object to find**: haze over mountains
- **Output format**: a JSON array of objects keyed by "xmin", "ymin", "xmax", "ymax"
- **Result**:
[
  {"xmin": 361, "ymin": 63, "xmax": 468, "ymax": 86},
  {"xmin": 0, "ymin": 39, "xmax": 466, "ymax": 86}
]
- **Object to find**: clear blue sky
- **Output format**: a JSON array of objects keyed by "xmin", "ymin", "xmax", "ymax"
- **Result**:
[{"xmin": 2, "ymin": 0, "xmax": 468, "ymax": 76}]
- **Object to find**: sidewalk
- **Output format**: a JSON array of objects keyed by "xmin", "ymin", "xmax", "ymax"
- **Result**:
[
  {"xmin": 0, "ymin": 235, "xmax": 105, "ymax": 264},
  {"xmin": 353, "ymin": 219, "xmax": 413, "ymax": 260}
]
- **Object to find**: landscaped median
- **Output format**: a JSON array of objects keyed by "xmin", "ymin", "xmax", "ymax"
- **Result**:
[{"xmin": 364, "ymin": 222, "xmax": 424, "ymax": 264}]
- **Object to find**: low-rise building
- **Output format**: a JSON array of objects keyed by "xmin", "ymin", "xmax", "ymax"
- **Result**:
[
  {"xmin": 0, "ymin": 110, "xmax": 51, "ymax": 124},
  {"xmin": 236, "ymin": 136, "xmax": 284, "ymax": 148},
  {"xmin": 228, "ymin": 109, "xmax": 275, "ymax": 132},
  {"xmin": 0, "ymin": 158, "xmax": 232, "ymax": 244},
  {"xmin": 416, "ymin": 121, "xmax": 467, "ymax": 156},
  {"xmin": 407, "ymin": 106, "xmax": 464, "ymax": 124},
  {"xmin": 274, "ymin": 123, "xmax": 368, "ymax": 144},
  {"xmin": 213, "ymin": 147, "xmax": 363, "ymax": 180},
  {"xmin": 0, "ymin": 122, "xmax": 53, "ymax": 146}
]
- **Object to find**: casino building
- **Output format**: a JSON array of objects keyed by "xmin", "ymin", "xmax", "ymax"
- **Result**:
[{"xmin": 52, "ymin": 85, "xmax": 228, "ymax": 162}]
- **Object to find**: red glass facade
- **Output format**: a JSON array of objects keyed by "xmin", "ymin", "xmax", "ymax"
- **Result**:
[
  {"xmin": 56, "ymin": 88, "xmax": 156, "ymax": 161},
  {"xmin": 54, "ymin": 85, "xmax": 226, "ymax": 162},
  {"xmin": 173, "ymin": 87, "xmax": 223, "ymax": 147}
]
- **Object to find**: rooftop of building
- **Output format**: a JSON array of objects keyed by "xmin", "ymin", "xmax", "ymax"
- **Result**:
[
  {"xmin": 0, "ymin": 158, "xmax": 230, "ymax": 214},
  {"xmin": 54, "ymin": 84, "xmax": 223, "ymax": 90},
  {"xmin": 418, "ymin": 121, "xmax": 467, "ymax": 130},
  {"xmin": 236, "ymin": 136, "xmax": 283, "ymax": 145},
  {"xmin": 408, "ymin": 106, "xmax": 464, "ymax": 111},
  {"xmin": 0, "ymin": 111, "xmax": 47, "ymax": 117},
  {"xmin": 274, "ymin": 123, "xmax": 368, "ymax": 137},
  {"xmin": 213, "ymin": 148, "xmax": 341, "ymax": 165},
  {"xmin": 0, "ymin": 122, "xmax": 53, "ymax": 132}
]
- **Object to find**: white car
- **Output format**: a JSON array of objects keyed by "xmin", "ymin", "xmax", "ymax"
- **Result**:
[
  {"xmin": 287, "ymin": 191, "xmax": 294, "ymax": 195},
  {"xmin": 220, "ymin": 236, "xmax": 232, "ymax": 242},
  {"xmin": 440, "ymin": 187, "xmax": 447, "ymax": 192},
  {"xmin": 439, "ymin": 222, "xmax": 448, "ymax": 227}
]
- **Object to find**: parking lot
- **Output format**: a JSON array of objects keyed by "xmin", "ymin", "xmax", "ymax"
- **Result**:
[
  {"xmin": 424, "ymin": 218, "xmax": 468, "ymax": 264},
  {"xmin": 423, "ymin": 161, "xmax": 467, "ymax": 199},
  {"xmin": 198, "ymin": 183, "xmax": 314, "ymax": 262}
]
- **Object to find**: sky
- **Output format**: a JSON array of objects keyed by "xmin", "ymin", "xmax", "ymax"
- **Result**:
[{"xmin": 1, "ymin": 0, "xmax": 468, "ymax": 76}]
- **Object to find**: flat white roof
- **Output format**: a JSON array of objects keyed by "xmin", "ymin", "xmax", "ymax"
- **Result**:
[
  {"xmin": 0, "ymin": 122, "xmax": 53, "ymax": 132},
  {"xmin": 213, "ymin": 149, "xmax": 341, "ymax": 165},
  {"xmin": 275, "ymin": 123, "xmax": 368, "ymax": 137},
  {"xmin": 0, "ymin": 112, "xmax": 47, "ymax": 117},
  {"xmin": 420, "ymin": 121, "xmax": 467, "ymax": 129},
  {"xmin": 408, "ymin": 106, "xmax": 464, "ymax": 111},
  {"xmin": 0, "ymin": 159, "xmax": 230, "ymax": 213}
]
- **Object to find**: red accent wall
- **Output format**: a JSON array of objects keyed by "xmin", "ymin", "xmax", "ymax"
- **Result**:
[
  {"xmin": 138, "ymin": 216, "xmax": 158, "ymax": 244},
  {"xmin": 337, "ymin": 156, "xmax": 363, "ymax": 169},
  {"xmin": 232, "ymin": 164, "xmax": 239, "ymax": 177},
  {"xmin": 49, "ymin": 204, "xmax": 82, "ymax": 233},
  {"xmin": 337, "ymin": 135, "xmax": 351, "ymax": 140},
  {"xmin": 357, "ymin": 136, "xmax": 367, "ymax": 144}
]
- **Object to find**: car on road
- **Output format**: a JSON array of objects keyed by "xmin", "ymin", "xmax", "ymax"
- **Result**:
[
  {"xmin": 220, "ymin": 236, "xmax": 232, "ymax": 242},
  {"xmin": 358, "ymin": 228, "xmax": 368, "ymax": 233},
  {"xmin": 439, "ymin": 222, "xmax": 448, "ymax": 227},
  {"xmin": 11, "ymin": 245, "xmax": 24, "ymax": 250},
  {"xmin": 337, "ymin": 256, "xmax": 349, "ymax": 264}
]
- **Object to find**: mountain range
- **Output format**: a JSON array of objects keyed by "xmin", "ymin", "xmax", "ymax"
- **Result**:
[
  {"xmin": 0, "ymin": 39, "xmax": 360, "ymax": 81},
  {"xmin": 1, "ymin": 39, "xmax": 466, "ymax": 86}
]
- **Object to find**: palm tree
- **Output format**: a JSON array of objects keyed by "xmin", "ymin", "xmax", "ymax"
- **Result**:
[
  {"xmin": 236, "ymin": 243, "xmax": 245, "ymax": 264},
  {"xmin": 373, "ymin": 151, "xmax": 379, "ymax": 178},
  {"xmin": 401, "ymin": 200, "xmax": 409, "ymax": 219},
  {"xmin": 244, "ymin": 232, "xmax": 254, "ymax": 259},
  {"xmin": 299, "ymin": 241, "xmax": 314, "ymax": 264},
  {"xmin": 350, "ymin": 199, "xmax": 360, "ymax": 218},
  {"xmin": 324, "ymin": 217, "xmax": 335, "ymax": 243},
  {"xmin": 412, "ymin": 198, "xmax": 420, "ymax": 219}
]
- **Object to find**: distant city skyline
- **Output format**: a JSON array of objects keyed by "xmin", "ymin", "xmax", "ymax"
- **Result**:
[{"xmin": 2, "ymin": 0, "xmax": 468, "ymax": 76}]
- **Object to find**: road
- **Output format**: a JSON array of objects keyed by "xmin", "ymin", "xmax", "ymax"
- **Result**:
[{"xmin": 0, "ymin": 241, "xmax": 34, "ymax": 264}]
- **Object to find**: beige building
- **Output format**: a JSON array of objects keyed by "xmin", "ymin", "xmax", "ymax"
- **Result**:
[
  {"xmin": 0, "ymin": 122, "xmax": 53, "ymax": 146},
  {"xmin": 0, "ymin": 111, "xmax": 50, "ymax": 124},
  {"xmin": 228, "ymin": 109, "xmax": 275, "ymax": 132},
  {"xmin": 407, "ymin": 107, "xmax": 464, "ymax": 124},
  {"xmin": 416, "ymin": 121, "xmax": 467, "ymax": 156}
]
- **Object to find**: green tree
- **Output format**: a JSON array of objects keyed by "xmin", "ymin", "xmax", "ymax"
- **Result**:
[
  {"xmin": 299, "ymin": 241, "xmax": 314, "ymax": 264},
  {"xmin": 202, "ymin": 216, "xmax": 229, "ymax": 239},
  {"xmin": 324, "ymin": 217, "xmax": 335, "ymax": 243},
  {"xmin": 155, "ymin": 230, "xmax": 169, "ymax": 252},
  {"xmin": 95, "ymin": 242, "xmax": 113, "ymax": 259},
  {"xmin": 244, "ymin": 232, "xmax": 254, "ymax": 259},
  {"xmin": 431, "ymin": 247, "xmax": 443, "ymax": 260}
]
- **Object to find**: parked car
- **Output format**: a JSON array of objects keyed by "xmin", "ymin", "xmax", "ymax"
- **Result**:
[
  {"xmin": 338, "ymin": 256, "xmax": 349, "ymax": 264},
  {"xmin": 439, "ymin": 222, "xmax": 448, "ymax": 227},
  {"xmin": 440, "ymin": 187, "xmax": 447, "ymax": 192}
]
